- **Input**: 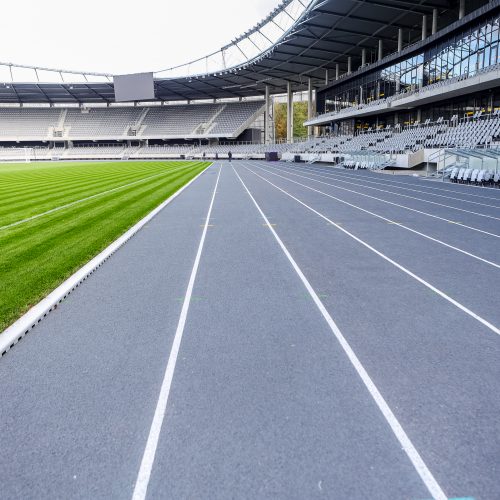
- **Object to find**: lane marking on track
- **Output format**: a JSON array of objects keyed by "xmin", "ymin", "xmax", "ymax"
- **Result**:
[
  {"xmin": 274, "ymin": 163, "xmax": 500, "ymax": 221},
  {"xmin": 289, "ymin": 165, "xmax": 500, "ymax": 209},
  {"xmin": 232, "ymin": 164, "xmax": 448, "ymax": 500},
  {"xmin": 252, "ymin": 163, "xmax": 500, "ymax": 269},
  {"xmin": 0, "ymin": 163, "xmax": 197, "ymax": 231},
  {"xmin": 243, "ymin": 164, "xmax": 500, "ymax": 336},
  {"xmin": 311, "ymin": 165, "xmax": 500, "ymax": 202},
  {"xmin": 258, "ymin": 162, "xmax": 500, "ymax": 239},
  {"xmin": 132, "ymin": 164, "xmax": 222, "ymax": 500}
]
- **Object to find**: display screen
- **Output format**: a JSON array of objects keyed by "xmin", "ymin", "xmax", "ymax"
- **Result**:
[{"xmin": 114, "ymin": 72, "xmax": 155, "ymax": 102}]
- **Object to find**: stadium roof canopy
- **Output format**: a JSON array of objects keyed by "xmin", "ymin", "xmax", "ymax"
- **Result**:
[{"xmin": 0, "ymin": 0, "xmax": 459, "ymax": 104}]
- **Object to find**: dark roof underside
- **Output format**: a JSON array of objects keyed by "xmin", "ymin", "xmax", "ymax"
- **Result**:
[{"xmin": 0, "ymin": 0, "xmax": 483, "ymax": 104}]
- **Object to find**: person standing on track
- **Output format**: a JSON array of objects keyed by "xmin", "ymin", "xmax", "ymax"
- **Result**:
[{"xmin": 228, "ymin": 151, "xmax": 232, "ymax": 162}]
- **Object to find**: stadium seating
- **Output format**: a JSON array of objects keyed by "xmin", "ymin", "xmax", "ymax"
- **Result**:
[
  {"xmin": 0, "ymin": 101, "xmax": 264, "ymax": 141},
  {"xmin": 65, "ymin": 108, "xmax": 142, "ymax": 138},
  {"xmin": 0, "ymin": 108, "xmax": 60, "ymax": 138}
]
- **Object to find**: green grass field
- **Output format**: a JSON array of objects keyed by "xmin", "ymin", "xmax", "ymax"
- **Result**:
[{"xmin": 0, "ymin": 160, "xmax": 210, "ymax": 332}]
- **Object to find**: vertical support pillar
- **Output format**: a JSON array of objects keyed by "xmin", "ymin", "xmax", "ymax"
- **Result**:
[
  {"xmin": 347, "ymin": 57, "xmax": 352, "ymax": 74},
  {"xmin": 361, "ymin": 49, "xmax": 366, "ymax": 67},
  {"xmin": 287, "ymin": 81, "xmax": 293, "ymax": 144},
  {"xmin": 378, "ymin": 39, "xmax": 383, "ymax": 61},
  {"xmin": 335, "ymin": 63, "xmax": 339, "ymax": 80},
  {"xmin": 307, "ymin": 77, "xmax": 313, "ymax": 139},
  {"xmin": 325, "ymin": 69, "xmax": 329, "ymax": 85},
  {"xmin": 432, "ymin": 8, "xmax": 438, "ymax": 35},
  {"xmin": 264, "ymin": 84, "xmax": 270, "ymax": 145},
  {"xmin": 459, "ymin": 0, "xmax": 465, "ymax": 20},
  {"xmin": 398, "ymin": 28, "xmax": 403, "ymax": 52},
  {"xmin": 422, "ymin": 15, "xmax": 427, "ymax": 41}
]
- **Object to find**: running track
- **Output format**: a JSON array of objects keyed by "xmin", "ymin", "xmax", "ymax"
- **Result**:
[{"xmin": 1, "ymin": 161, "xmax": 499, "ymax": 500}]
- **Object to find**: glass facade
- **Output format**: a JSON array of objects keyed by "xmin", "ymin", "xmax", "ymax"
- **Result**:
[{"xmin": 319, "ymin": 11, "xmax": 500, "ymax": 115}]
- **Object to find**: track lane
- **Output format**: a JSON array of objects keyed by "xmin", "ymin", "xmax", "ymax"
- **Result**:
[
  {"xmin": 0, "ymin": 167, "xmax": 218, "ymax": 499},
  {"xmin": 247, "ymin": 162, "xmax": 500, "ymax": 331},
  {"xmin": 252, "ymin": 163, "xmax": 499, "ymax": 270},
  {"xmin": 273, "ymin": 163, "xmax": 500, "ymax": 231},
  {"xmin": 144, "ymin": 164, "xmax": 434, "ymax": 500},
  {"xmin": 265, "ymin": 162, "xmax": 500, "ymax": 262},
  {"xmin": 305, "ymin": 165, "xmax": 500, "ymax": 204},
  {"xmin": 236, "ymin": 161, "xmax": 500, "ymax": 499}
]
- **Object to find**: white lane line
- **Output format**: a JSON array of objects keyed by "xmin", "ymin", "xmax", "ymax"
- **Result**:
[
  {"xmin": 132, "ymin": 164, "xmax": 222, "ymax": 500},
  {"xmin": 251, "ymin": 164, "xmax": 500, "ymax": 269},
  {"xmin": 311, "ymin": 165, "xmax": 500, "ymax": 202},
  {"xmin": 232, "ymin": 165, "xmax": 447, "ymax": 500},
  {"xmin": 274, "ymin": 163, "xmax": 500, "ymax": 221},
  {"xmin": 281, "ymin": 163, "xmax": 500, "ymax": 210},
  {"xmin": 243, "ymin": 164, "xmax": 500, "ymax": 337},
  {"xmin": 258, "ymin": 162, "xmax": 499, "ymax": 239},
  {"xmin": 0, "ymin": 163, "xmax": 197, "ymax": 231}
]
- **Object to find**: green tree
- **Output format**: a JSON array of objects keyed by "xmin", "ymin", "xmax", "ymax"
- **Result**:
[{"xmin": 274, "ymin": 101, "xmax": 309, "ymax": 141}]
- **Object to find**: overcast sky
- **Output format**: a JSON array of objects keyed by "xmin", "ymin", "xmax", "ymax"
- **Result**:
[{"xmin": 0, "ymin": 0, "xmax": 278, "ymax": 75}]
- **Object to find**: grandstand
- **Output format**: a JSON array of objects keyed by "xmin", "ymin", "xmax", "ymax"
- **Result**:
[
  {"xmin": 0, "ymin": 0, "xmax": 498, "ymax": 181},
  {"xmin": 0, "ymin": 101, "xmax": 264, "ymax": 142},
  {"xmin": 1, "ymin": 1, "xmax": 500, "ymax": 500}
]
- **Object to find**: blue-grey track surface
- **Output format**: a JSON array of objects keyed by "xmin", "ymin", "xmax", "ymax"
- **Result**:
[{"xmin": 0, "ymin": 161, "xmax": 498, "ymax": 500}]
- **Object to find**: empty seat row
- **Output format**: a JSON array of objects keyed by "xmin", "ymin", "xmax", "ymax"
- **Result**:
[{"xmin": 449, "ymin": 167, "xmax": 500, "ymax": 187}]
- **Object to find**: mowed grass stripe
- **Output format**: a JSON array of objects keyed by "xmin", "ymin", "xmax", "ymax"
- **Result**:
[
  {"xmin": 0, "ymin": 160, "xmax": 210, "ymax": 332},
  {"xmin": 2, "ymin": 166, "xmax": 201, "ymax": 271},
  {"xmin": 0, "ymin": 162, "xmax": 194, "ymax": 216},
  {"xmin": 0, "ymin": 163, "xmax": 167, "ymax": 207},
  {"xmin": 0, "ymin": 159, "xmax": 171, "ymax": 183},
  {"xmin": 0, "ymin": 165, "xmax": 162, "ymax": 201},
  {"xmin": 0, "ymin": 161, "xmax": 163, "ymax": 192},
  {"xmin": 0, "ymin": 161, "xmax": 179, "ymax": 195},
  {"xmin": 0, "ymin": 163, "xmax": 204, "ymax": 228}
]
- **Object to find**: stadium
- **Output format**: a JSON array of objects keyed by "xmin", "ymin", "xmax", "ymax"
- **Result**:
[{"xmin": 0, "ymin": 0, "xmax": 499, "ymax": 498}]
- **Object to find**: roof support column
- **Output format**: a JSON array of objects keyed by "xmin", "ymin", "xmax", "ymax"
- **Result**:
[
  {"xmin": 264, "ymin": 84, "xmax": 270, "ymax": 145},
  {"xmin": 378, "ymin": 39, "xmax": 383, "ymax": 61},
  {"xmin": 361, "ymin": 48, "xmax": 366, "ymax": 67},
  {"xmin": 459, "ymin": 0, "xmax": 465, "ymax": 19},
  {"xmin": 422, "ymin": 14, "xmax": 427, "ymax": 41},
  {"xmin": 432, "ymin": 8, "xmax": 438, "ymax": 35},
  {"xmin": 335, "ymin": 63, "xmax": 339, "ymax": 80},
  {"xmin": 287, "ymin": 81, "xmax": 293, "ymax": 144},
  {"xmin": 307, "ymin": 77, "xmax": 313, "ymax": 139},
  {"xmin": 325, "ymin": 69, "xmax": 329, "ymax": 85},
  {"xmin": 347, "ymin": 56, "xmax": 352, "ymax": 75},
  {"xmin": 398, "ymin": 28, "xmax": 403, "ymax": 52}
]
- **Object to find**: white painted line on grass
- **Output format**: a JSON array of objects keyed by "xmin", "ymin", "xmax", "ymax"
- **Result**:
[
  {"xmin": 132, "ymin": 165, "xmax": 222, "ymax": 500},
  {"xmin": 252, "ymin": 164, "xmax": 500, "ymax": 269},
  {"xmin": 259, "ymin": 162, "xmax": 499, "ymax": 239},
  {"xmin": 232, "ymin": 165, "xmax": 448, "ymax": 500},
  {"xmin": 243, "ymin": 164, "xmax": 500, "ymax": 337},
  {"xmin": 0, "ymin": 163, "xmax": 198, "ymax": 231},
  {"xmin": 0, "ymin": 163, "xmax": 212, "ymax": 357}
]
